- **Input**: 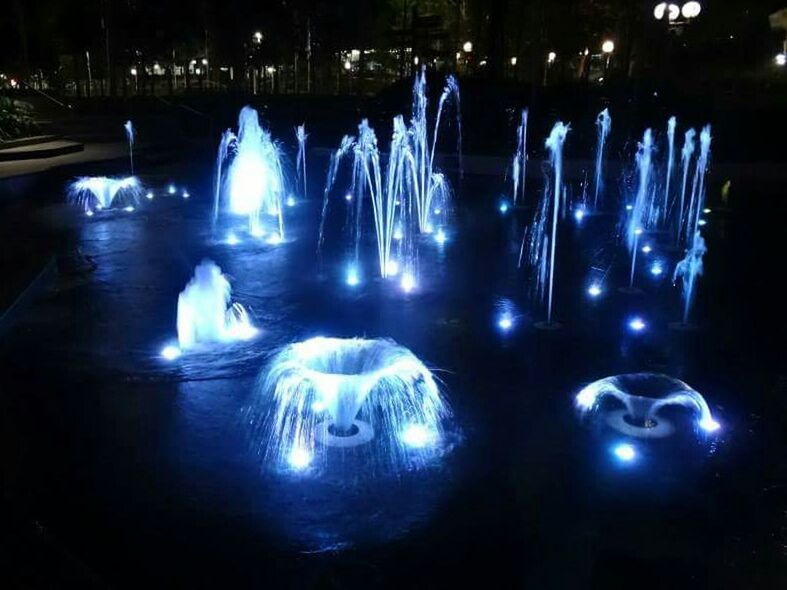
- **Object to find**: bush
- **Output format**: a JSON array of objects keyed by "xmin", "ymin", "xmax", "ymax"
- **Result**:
[{"xmin": 0, "ymin": 97, "xmax": 37, "ymax": 140}]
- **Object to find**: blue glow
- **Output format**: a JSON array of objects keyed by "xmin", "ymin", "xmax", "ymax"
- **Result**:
[
  {"xmin": 703, "ymin": 208, "xmax": 711, "ymax": 214},
  {"xmin": 434, "ymin": 228, "xmax": 447, "ymax": 245},
  {"xmin": 400, "ymin": 273, "xmax": 416, "ymax": 293},
  {"xmin": 85, "ymin": 210, "xmax": 94, "ymax": 217},
  {"xmin": 145, "ymin": 191, "xmax": 154, "ymax": 200},
  {"xmin": 345, "ymin": 191, "xmax": 353, "ymax": 202},
  {"xmin": 226, "ymin": 233, "xmax": 240, "ymax": 246},
  {"xmin": 587, "ymin": 283, "xmax": 602, "ymax": 298},
  {"xmin": 497, "ymin": 313, "xmax": 514, "ymax": 331},
  {"xmin": 400, "ymin": 424, "xmax": 436, "ymax": 448},
  {"xmin": 641, "ymin": 244, "xmax": 652, "ymax": 254},
  {"xmin": 288, "ymin": 447, "xmax": 312, "ymax": 470},
  {"xmin": 625, "ymin": 204, "xmax": 633, "ymax": 211},
  {"xmin": 628, "ymin": 317, "xmax": 647, "ymax": 332},
  {"xmin": 650, "ymin": 262, "xmax": 663, "ymax": 276},
  {"xmin": 182, "ymin": 190, "xmax": 190, "ymax": 199},
  {"xmin": 346, "ymin": 266, "xmax": 360, "ymax": 287},
  {"xmin": 266, "ymin": 233, "xmax": 283, "ymax": 245},
  {"xmin": 434, "ymin": 208, "xmax": 442, "ymax": 215},
  {"xmin": 574, "ymin": 207, "xmax": 586, "ymax": 222},
  {"xmin": 393, "ymin": 226, "xmax": 403, "ymax": 241},
  {"xmin": 161, "ymin": 344, "xmax": 181, "ymax": 360},
  {"xmin": 699, "ymin": 416, "xmax": 721, "ymax": 433},
  {"xmin": 612, "ymin": 443, "xmax": 636, "ymax": 462},
  {"xmin": 168, "ymin": 184, "xmax": 176, "ymax": 195},
  {"xmin": 286, "ymin": 196, "xmax": 296, "ymax": 207},
  {"xmin": 499, "ymin": 201, "xmax": 509, "ymax": 214},
  {"xmin": 124, "ymin": 205, "xmax": 135, "ymax": 212},
  {"xmin": 385, "ymin": 260, "xmax": 400, "ymax": 277},
  {"xmin": 698, "ymin": 219, "xmax": 707, "ymax": 226}
]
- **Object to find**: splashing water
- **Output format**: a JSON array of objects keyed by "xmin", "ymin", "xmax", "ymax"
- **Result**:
[
  {"xmin": 246, "ymin": 337, "xmax": 452, "ymax": 474},
  {"xmin": 317, "ymin": 135, "xmax": 355, "ymax": 255},
  {"xmin": 673, "ymin": 231, "xmax": 707, "ymax": 325},
  {"xmin": 593, "ymin": 108, "xmax": 611, "ymax": 208},
  {"xmin": 684, "ymin": 125, "xmax": 712, "ymax": 245},
  {"xmin": 674, "ymin": 128, "xmax": 697, "ymax": 244},
  {"xmin": 175, "ymin": 259, "xmax": 257, "ymax": 350},
  {"xmin": 661, "ymin": 116, "xmax": 676, "ymax": 225},
  {"xmin": 544, "ymin": 122, "xmax": 570, "ymax": 325},
  {"xmin": 296, "ymin": 124, "xmax": 308, "ymax": 200},
  {"xmin": 575, "ymin": 373, "xmax": 720, "ymax": 438},
  {"xmin": 512, "ymin": 109, "xmax": 528, "ymax": 205},
  {"xmin": 68, "ymin": 176, "xmax": 142, "ymax": 212},
  {"xmin": 626, "ymin": 129, "xmax": 654, "ymax": 288},
  {"xmin": 213, "ymin": 106, "xmax": 287, "ymax": 239},
  {"xmin": 124, "ymin": 120, "xmax": 135, "ymax": 175}
]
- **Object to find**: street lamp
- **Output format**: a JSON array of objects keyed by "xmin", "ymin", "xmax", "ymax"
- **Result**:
[
  {"xmin": 681, "ymin": 1, "xmax": 701, "ymax": 18},
  {"xmin": 463, "ymin": 41, "xmax": 473, "ymax": 53},
  {"xmin": 253, "ymin": 31, "xmax": 263, "ymax": 44},
  {"xmin": 510, "ymin": 56, "xmax": 517, "ymax": 66},
  {"xmin": 776, "ymin": 53, "xmax": 787, "ymax": 66},
  {"xmin": 602, "ymin": 40, "xmax": 615, "ymax": 54},
  {"xmin": 343, "ymin": 59, "xmax": 352, "ymax": 71},
  {"xmin": 654, "ymin": 3, "xmax": 680, "ymax": 22},
  {"xmin": 547, "ymin": 51, "xmax": 557, "ymax": 64}
]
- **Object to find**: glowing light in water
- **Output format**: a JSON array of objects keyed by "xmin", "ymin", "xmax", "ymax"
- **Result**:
[
  {"xmin": 286, "ymin": 196, "xmax": 296, "ymax": 207},
  {"xmin": 85, "ymin": 210, "xmax": 94, "ymax": 217},
  {"xmin": 499, "ymin": 201, "xmax": 510, "ymax": 214},
  {"xmin": 628, "ymin": 317, "xmax": 646, "ymax": 332},
  {"xmin": 213, "ymin": 106, "xmax": 286, "ymax": 239},
  {"xmin": 67, "ymin": 176, "xmax": 142, "ymax": 211},
  {"xmin": 246, "ymin": 337, "xmax": 452, "ymax": 473},
  {"xmin": 226, "ymin": 233, "xmax": 240, "ymax": 246},
  {"xmin": 703, "ymin": 208, "xmax": 711, "ymax": 214},
  {"xmin": 434, "ymin": 228, "xmax": 447, "ymax": 245},
  {"xmin": 146, "ymin": 191, "xmax": 154, "ymax": 200},
  {"xmin": 345, "ymin": 192, "xmax": 353, "ymax": 202},
  {"xmin": 346, "ymin": 265, "xmax": 360, "ymax": 287},
  {"xmin": 124, "ymin": 205, "xmax": 135, "ymax": 212},
  {"xmin": 400, "ymin": 273, "xmax": 416, "ymax": 293},
  {"xmin": 698, "ymin": 219, "xmax": 706, "ymax": 227},
  {"xmin": 650, "ymin": 262, "xmax": 663, "ymax": 276},
  {"xmin": 613, "ymin": 443, "xmax": 636, "ymax": 462},
  {"xmin": 641, "ymin": 244, "xmax": 652, "ymax": 254},
  {"xmin": 182, "ymin": 190, "xmax": 190, "ymax": 199},
  {"xmin": 575, "ymin": 373, "xmax": 721, "ymax": 439},
  {"xmin": 593, "ymin": 108, "xmax": 612, "ymax": 208},
  {"xmin": 587, "ymin": 283, "xmax": 602, "ymax": 298},
  {"xmin": 266, "ymin": 233, "xmax": 282, "ymax": 245},
  {"xmin": 175, "ymin": 259, "xmax": 257, "ymax": 350},
  {"xmin": 393, "ymin": 227, "xmax": 403, "ymax": 241},
  {"xmin": 385, "ymin": 260, "xmax": 400, "ymax": 276},
  {"xmin": 574, "ymin": 207, "xmax": 586, "ymax": 222},
  {"xmin": 498, "ymin": 314, "xmax": 513, "ymax": 331},
  {"xmin": 168, "ymin": 184, "xmax": 176, "ymax": 195},
  {"xmin": 160, "ymin": 344, "xmax": 181, "ymax": 360}
]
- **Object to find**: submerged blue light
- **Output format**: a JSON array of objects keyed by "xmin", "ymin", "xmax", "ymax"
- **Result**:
[
  {"xmin": 612, "ymin": 442, "xmax": 636, "ymax": 463},
  {"xmin": 628, "ymin": 316, "xmax": 647, "ymax": 332}
]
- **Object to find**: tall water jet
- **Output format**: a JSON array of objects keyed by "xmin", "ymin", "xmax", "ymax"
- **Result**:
[
  {"xmin": 174, "ymin": 259, "xmax": 257, "ymax": 351},
  {"xmin": 246, "ymin": 337, "xmax": 452, "ymax": 474},
  {"xmin": 296, "ymin": 124, "xmax": 308, "ymax": 200},
  {"xmin": 684, "ymin": 125, "xmax": 712, "ymax": 245},
  {"xmin": 575, "ymin": 373, "xmax": 720, "ymax": 439},
  {"xmin": 674, "ymin": 128, "xmax": 696, "ymax": 244},
  {"xmin": 512, "ymin": 109, "xmax": 528, "ymax": 205},
  {"xmin": 543, "ymin": 121, "xmax": 569, "ymax": 326},
  {"xmin": 124, "ymin": 120, "xmax": 135, "ymax": 176},
  {"xmin": 673, "ymin": 231, "xmax": 707, "ymax": 327},
  {"xmin": 317, "ymin": 135, "xmax": 354, "ymax": 255},
  {"xmin": 593, "ymin": 108, "xmax": 611, "ymax": 208},
  {"xmin": 625, "ymin": 129, "xmax": 654, "ymax": 290},
  {"xmin": 661, "ymin": 116, "xmax": 676, "ymax": 225},
  {"xmin": 67, "ymin": 176, "xmax": 142, "ymax": 213},
  {"xmin": 213, "ymin": 106, "xmax": 287, "ymax": 240}
]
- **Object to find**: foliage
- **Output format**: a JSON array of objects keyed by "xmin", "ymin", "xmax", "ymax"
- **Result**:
[{"xmin": 0, "ymin": 96, "xmax": 37, "ymax": 140}]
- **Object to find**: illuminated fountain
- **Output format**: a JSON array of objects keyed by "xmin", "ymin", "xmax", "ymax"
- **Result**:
[
  {"xmin": 683, "ymin": 125, "xmax": 712, "ymax": 245},
  {"xmin": 661, "ymin": 116, "xmax": 676, "ymax": 225},
  {"xmin": 295, "ymin": 124, "xmax": 308, "ymax": 200},
  {"xmin": 161, "ymin": 259, "xmax": 256, "ymax": 359},
  {"xmin": 672, "ymin": 231, "xmax": 707, "ymax": 327},
  {"xmin": 511, "ymin": 109, "xmax": 528, "ymax": 205},
  {"xmin": 68, "ymin": 176, "xmax": 142, "ymax": 213},
  {"xmin": 623, "ymin": 129, "xmax": 654, "ymax": 292},
  {"xmin": 575, "ymin": 373, "xmax": 721, "ymax": 441},
  {"xmin": 674, "ymin": 128, "xmax": 696, "ymax": 244},
  {"xmin": 593, "ymin": 108, "xmax": 611, "ymax": 208},
  {"xmin": 213, "ymin": 106, "xmax": 287, "ymax": 241},
  {"xmin": 124, "ymin": 120, "xmax": 135, "ymax": 175},
  {"xmin": 247, "ymin": 337, "xmax": 452, "ymax": 474}
]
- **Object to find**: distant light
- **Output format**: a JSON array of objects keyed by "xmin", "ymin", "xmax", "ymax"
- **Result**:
[
  {"xmin": 414, "ymin": 56, "xmax": 419, "ymax": 66},
  {"xmin": 613, "ymin": 443, "xmax": 636, "ymax": 462},
  {"xmin": 499, "ymin": 202, "xmax": 509, "ymax": 214},
  {"xmin": 626, "ymin": 204, "xmax": 633, "ymax": 211},
  {"xmin": 574, "ymin": 208, "xmax": 586, "ymax": 222},
  {"xmin": 584, "ymin": 48, "xmax": 590, "ymax": 56},
  {"xmin": 547, "ymin": 51, "xmax": 557, "ymax": 64},
  {"xmin": 124, "ymin": 205, "xmax": 135, "ymax": 212},
  {"xmin": 463, "ymin": 41, "xmax": 473, "ymax": 53},
  {"xmin": 182, "ymin": 190, "xmax": 190, "ymax": 199},
  {"xmin": 286, "ymin": 196, "xmax": 296, "ymax": 207},
  {"xmin": 385, "ymin": 260, "xmax": 400, "ymax": 276},
  {"xmin": 698, "ymin": 219, "xmax": 707, "ymax": 226},
  {"xmin": 587, "ymin": 284, "xmax": 602, "ymax": 298},
  {"xmin": 510, "ymin": 56, "xmax": 517, "ymax": 66},
  {"xmin": 344, "ymin": 60, "xmax": 352, "ymax": 71},
  {"xmin": 434, "ymin": 228, "xmax": 447, "ymax": 245},
  {"xmin": 168, "ymin": 184, "xmax": 176, "ymax": 195},
  {"xmin": 288, "ymin": 447, "xmax": 312, "ymax": 470},
  {"xmin": 226, "ymin": 233, "xmax": 240, "ymax": 246},
  {"xmin": 130, "ymin": 67, "xmax": 138, "ymax": 76},
  {"xmin": 145, "ymin": 191, "xmax": 154, "ymax": 200},
  {"xmin": 776, "ymin": 53, "xmax": 787, "ymax": 67},
  {"xmin": 253, "ymin": 31, "xmax": 263, "ymax": 43},
  {"xmin": 641, "ymin": 244, "xmax": 652, "ymax": 254},
  {"xmin": 266, "ymin": 233, "xmax": 282, "ymax": 245},
  {"xmin": 681, "ymin": 1, "xmax": 701, "ymax": 19},
  {"xmin": 602, "ymin": 40, "xmax": 615, "ymax": 54},
  {"xmin": 654, "ymin": 2, "xmax": 680, "ymax": 21},
  {"xmin": 401, "ymin": 424, "xmax": 435, "ymax": 448},
  {"xmin": 161, "ymin": 345, "xmax": 181, "ymax": 360},
  {"xmin": 85, "ymin": 210, "xmax": 94, "ymax": 217},
  {"xmin": 344, "ymin": 192, "xmax": 353, "ymax": 202},
  {"xmin": 346, "ymin": 266, "xmax": 360, "ymax": 287},
  {"xmin": 201, "ymin": 58, "xmax": 208, "ymax": 66},
  {"xmin": 650, "ymin": 262, "xmax": 663, "ymax": 276},
  {"xmin": 400, "ymin": 273, "xmax": 416, "ymax": 293},
  {"xmin": 266, "ymin": 66, "xmax": 276, "ymax": 74},
  {"xmin": 195, "ymin": 68, "xmax": 201, "ymax": 75},
  {"xmin": 628, "ymin": 317, "xmax": 647, "ymax": 332},
  {"xmin": 698, "ymin": 416, "xmax": 720, "ymax": 433}
]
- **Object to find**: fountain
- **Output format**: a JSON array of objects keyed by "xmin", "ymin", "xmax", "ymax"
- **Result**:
[
  {"xmin": 575, "ymin": 373, "xmax": 721, "ymax": 439},
  {"xmin": 511, "ymin": 109, "xmax": 528, "ymax": 205},
  {"xmin": 672, "ymin": 231, "xmax": 707, "ymax": 327},
  {"xmin": 247, "ymin": 337, "xmax": 452, "ymax": 474},
  {"xmin": 661, "ymin": 116, "xmax": 676, "ymax": 225},
  {"xmin": 68, "ymin": 176, "xmax": 142, "ymax": 213},
  {"xmin": 317, "ymin": 135, "xmax": 354, "ymax": 255},
  {"xmin": 165, "ymin": 259, "xmax": 256, "ymax": 356},
  {"xmin": 295, "ymin": 124, "xmax": 308, "ymax": 200},
  {"xmin": 674, "ymin": 128, "xmax": 696, "ymax": 244},
  {"xmin": 124, "ymin": 120, "xmax": 135, "ymax": 175},
  {"xmin": 623, "ymin": 129, "xmax": 654, "ymax": 291},
  {"xmin": 593, "ymin": 108, "xmax": 611, "ymax": 208},
  {"xmin": 683, "ymin": 125, "xmax": 712, "ymax": 245},
  {"xmin": 213, "ymin": 106, "xmax": 287, "ymax": 240}
]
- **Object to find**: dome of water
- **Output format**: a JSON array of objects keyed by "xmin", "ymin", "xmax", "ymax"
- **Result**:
[
  {"xmin": 246, "ymin": 337, "xmax": 453, "ymax": 476},
  {"xmin": 575, "ymin": 373, "xmax": 721, "ymax": 439},
  {"xmin": 67, "ymin": 176, "xmax": 142, "ymax": 212}
]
